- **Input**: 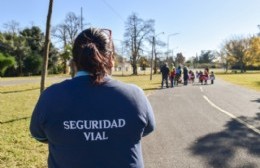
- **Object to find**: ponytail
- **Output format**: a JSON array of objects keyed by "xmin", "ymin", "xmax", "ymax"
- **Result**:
[{"xmin": 72, "ymin": 28, "xmax": 114, "ymax": 84}]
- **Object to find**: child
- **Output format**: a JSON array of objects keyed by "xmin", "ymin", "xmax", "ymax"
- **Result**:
[
  {"xmin": 210, "ymin": 71, "xmax": 215, "ymax": 84},
  {"xmin": 188, "ymin": 70, "xmax": 195, "ymax": 84},
  {"xmin": 169, "ymin": 67, "xmax": 176, "ymax": 88},
  {"xmin": 198, "ymin": 71, "xmax": 204, "ymax": 84}
]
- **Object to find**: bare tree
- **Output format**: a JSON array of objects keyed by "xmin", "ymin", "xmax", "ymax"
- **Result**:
[
  {"xmin": 3, "ymin": 20, "xmax": 20, "ymax": 37},
  {"xmin": 40, "ymin": 0, "xmax": 54, "ymax": 93},
  {"xmin": 52, "ymin": 12, "xmax": 81, "ymax": 74},
  {"xmin": 64, "ymin": 12, "xmax": 81, "ymax": 45},
  {"xmin": 52, "ymin": 12, "xmax": 81, "ymax": 47},
  {"xmin": 52, "ymin": 24, "xmax": 68, "ymax": 49},
  {"xmin": 124, "ymin": 13, "xmax": 154, "ymax": 75}
]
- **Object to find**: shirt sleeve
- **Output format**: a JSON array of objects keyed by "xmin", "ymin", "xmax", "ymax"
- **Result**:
[
  {"xmin": 142, "ymin": 94, "xmax": 156, "ymax": 137},
  {"xmin": 30, "ymin": 92, "xmax": 48, "ymax": 143}
]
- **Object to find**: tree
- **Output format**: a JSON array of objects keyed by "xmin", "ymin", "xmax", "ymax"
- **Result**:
[
  {"xmin": 52, "ymin": 24, "xmax": 68, "ymax": 48},
  {"xmin": 139, "ymin": 56, "xmax": 149, "ymax": 70},
  {"xmin": 41, "ymin": 0, "xmax": 54, "ymax": 93},
  {"xmin": 60, "ymin": 44, "xmax": 72, "ymax": 74},
  {"xmin": 23, "ymin": 53, "xmax": 43, "ymax": 75},
  {"xmin": 175, "ymin": 52, "xmax": 185, "ymax": 66},
  {"xmin": 20, "ymin": 26, "xmax": 44, "ymax": 53},
  {"xmin": 217, "ymin": 50, "xmax": 229, "ymax": 72},
  {"xmin": 124, "ymin": 13, "xmax": 154, "ymax": 75},
  {"xmin": 247, "ymin": 36, "xmax": 260, "ymax": 65},
  {"xmin": 64, "ymin": 12, "xmax": 81, "ymax": 45},
  {"xmin": 52, "ymin": 12, "xmax": 81, "ymax": 46},
  {"xmin": 48, "ymin": 43, "xmax": 60, "ymax": 74},
  {"xmin": 0, "ymin": 52, "xmax": 16, "ymax": 76},
  {"xmin": 198, "ymin": 50, "xmax": 216, "ymax": 63},
  {"xmin": 192, "ymin": 55, "xmax": 199, "ymax": 68},
  {"xmin": 52, "ymin": 12, "xmax": 81, "ymax": 73},
  {"xmin": 3, "ymin": 20, "xmax": 20, "ymax": 38},
  {"xmin": 0, "ymin": 33, "xmax": 30, "ymax": 76},
  {"xmin": 222, "ymin": 37, "xmax": 250, "ymax": 72}
]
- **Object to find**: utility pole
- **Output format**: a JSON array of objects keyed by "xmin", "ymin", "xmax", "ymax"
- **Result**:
[
  {"xmin": 167, "ymin": 33, "xmax": 180, "ymax": 59},
  {"xmin": 80, "ymin": 7, "xmax": 83, "ymax": 31},
  {"xmin": 150, "ymin": 32, "xmax": 164, "ymax": 80},
  {"xmin": 150, "ymin": 36, "xmax": 155, "ymax": 80}
]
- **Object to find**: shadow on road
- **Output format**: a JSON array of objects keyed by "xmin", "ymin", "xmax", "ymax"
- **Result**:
[
  {"xmin": 251, "ymin": 98, "xmax": 260, "ymax": 104},
  {"xmin": 189, "ymin": 113, "xmax": 260, "ymax": 168},
  {"xmin": 0, "ymin": 88, "xmax": 39, "ymax": 94}
]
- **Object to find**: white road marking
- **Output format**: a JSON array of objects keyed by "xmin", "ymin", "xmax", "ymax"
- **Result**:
[
  {"xmin": 203, "ymin": 95, "xmax": 260, "ymax": 135},
  {"xmin": 200, "ymin": 86, "xmax": 203, "ymax": 92}
]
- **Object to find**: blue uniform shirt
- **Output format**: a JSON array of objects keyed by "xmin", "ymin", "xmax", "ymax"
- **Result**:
[{"xmin": 30, "ymin": 74, "xmax": 155, "ymax": 168}]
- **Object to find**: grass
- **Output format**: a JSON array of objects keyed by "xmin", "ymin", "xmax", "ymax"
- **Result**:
[
  {"xmin": 0, "ymin": 84, "xmax": 46, "ymax": 168},
  {"xmin": 216, "ymin": 71, "xmax": 260, "ymax": 91},
  {"xmin": 0, "ymin": 74, "xmax": 161, "ymax": 168},
  {"xmin": 113, "ymin": 74, "xmax": 161, "ymax": 94}
]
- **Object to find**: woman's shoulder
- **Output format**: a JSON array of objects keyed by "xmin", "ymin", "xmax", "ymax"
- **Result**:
[
  {"xmin": 41, "ymin": 79, "xmax": 73, "ymax": 95},
  {"xmin": 107, "ymin": 78, "xmax": 144, "ymax": 94}
]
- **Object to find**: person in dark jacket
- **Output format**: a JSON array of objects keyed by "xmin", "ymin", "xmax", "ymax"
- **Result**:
[
  {"xmin": 30, "ymin": 28, "xmax": 155, "ymax": 168},
  {"xmin": 160, "ymin": 63, "xmax": 170, "ymax": 88},
  {"xmin": 183, "ymin": 66, "xmax": 189, "ymax": 85}
]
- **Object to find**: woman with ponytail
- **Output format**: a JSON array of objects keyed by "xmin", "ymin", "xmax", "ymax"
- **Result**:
[{"xmin": 30, "ymin": 27, "xmax": 155, "ymax": 168}]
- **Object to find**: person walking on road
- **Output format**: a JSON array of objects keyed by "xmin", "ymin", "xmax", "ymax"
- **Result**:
[
  {"xmin": 169, "ymin": 67, "xmax": 176, "ymax": 88},
  {"xmin": 210, "ymin": 71, "xmax": 215, "ymax": 84},
  {"xmin": 175, "ymin": 66, "xmax": 182, "ymax": 86},
  {"xmin": 183, "ymin": 66, "xmax": 189, "ymax": 85},
  {"xmin": 30, "ymin": 27, "xmax": 156, "ymax": 168},
  {"xmin": 160, "ymin": 63, "xmax": 170, "ymax": 88}
]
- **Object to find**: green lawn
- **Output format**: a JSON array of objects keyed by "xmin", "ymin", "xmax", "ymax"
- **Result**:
[
  {"xmin": 216, "ymin": 71, "xmax": 260, "ymax": 91},
  {"xmin": 0, "ymin": 74, "xmax": 161, "ymax": 168}
]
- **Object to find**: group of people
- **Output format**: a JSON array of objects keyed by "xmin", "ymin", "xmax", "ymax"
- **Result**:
[
  {"xmin": 160, "ymin": 63, "xmax": 215, "ymax": 88},
  {"xmin": 196, "ymin": 68, "xmax": 215, "ymax": 85}
]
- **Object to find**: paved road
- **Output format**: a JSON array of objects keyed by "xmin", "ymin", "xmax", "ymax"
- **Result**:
[{"xmin": 143, "ymin": 79, "xmax": 260, "ymax": 168}]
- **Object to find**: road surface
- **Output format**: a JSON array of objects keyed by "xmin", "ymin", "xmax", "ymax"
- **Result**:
[{"xmin": 143, "ymin": 79, "xmax": 260, "ymax": 168}]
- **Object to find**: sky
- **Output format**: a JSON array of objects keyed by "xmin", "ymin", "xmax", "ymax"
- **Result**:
[{"xmin": 1, "ymin": 0, "xmax": 260, "ymax": 59}]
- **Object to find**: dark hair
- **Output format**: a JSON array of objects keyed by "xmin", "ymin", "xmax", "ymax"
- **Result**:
[{"xmin": 72, "ymin": 28, "xmax": 114, "ymax": 84}]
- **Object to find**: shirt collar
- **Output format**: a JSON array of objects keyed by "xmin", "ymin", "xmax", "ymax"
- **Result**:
[{"xmin": 74, "ymin": 71, "xmax": 91, "ymax": 78}]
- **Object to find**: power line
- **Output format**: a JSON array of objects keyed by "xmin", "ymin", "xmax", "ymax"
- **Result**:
[{"xmin": 99, "ymin": 0, "xmax": 125, "ymax": 22}]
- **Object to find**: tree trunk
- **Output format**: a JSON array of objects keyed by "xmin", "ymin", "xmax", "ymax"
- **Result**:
[
  {"xmin": 132, "ymin": 64, "xmax": 137, "ymax": 75},
  {"xmin": 63, "ymin": 60, "xmax": 67, "ymax": 74},
  {"xmin": 40, "ymin": 0, "xmax": 53, "ymax": 93},
  {"xmin": 132, "ymin": 54, "xmax": 138, "ymax": 75},
  {"xmin": 240, "ymin": 61, "xmax": 243, "ymax": 73},
  {"xmin": 19, "ymin": 54, "xmax": 23, "ymax": 76}
]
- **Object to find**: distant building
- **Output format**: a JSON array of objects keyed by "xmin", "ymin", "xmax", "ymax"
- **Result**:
[{"xmin": 114, "ymin": 62, "xmax": 132, "ymax": 72}]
